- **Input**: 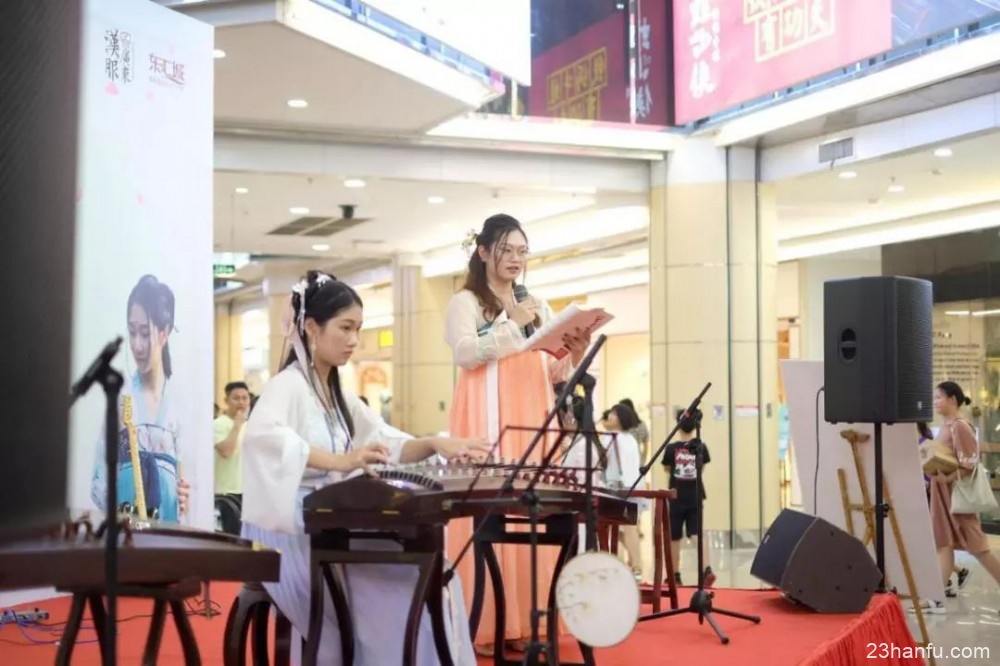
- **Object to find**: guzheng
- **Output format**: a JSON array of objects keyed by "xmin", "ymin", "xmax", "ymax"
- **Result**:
[{"xmin": 303, "ymin": 459, "xmax": 638, "ymax": 532}]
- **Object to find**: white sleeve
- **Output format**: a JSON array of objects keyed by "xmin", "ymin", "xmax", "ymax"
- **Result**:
[
  {"xmin": 345, "ymin": 390, "xmax": 411, "ymax": 463},
  {"xmin": 620, "ymin": 434, "xmax": 643, "ymax": 489},
  {"xmin": 444, "ymin": 291, "xmax": 524, "ymax": 369},
  {"xmin": 241, "ymin": 373, "xmax": 311, "ymax": 533}
]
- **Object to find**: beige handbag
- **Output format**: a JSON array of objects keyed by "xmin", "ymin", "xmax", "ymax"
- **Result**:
[{"xmin": 950, "ymin": 421, "xmax": 998, "ymax": 515}]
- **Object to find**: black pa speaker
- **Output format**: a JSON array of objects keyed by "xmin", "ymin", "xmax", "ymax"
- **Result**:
[
  {"xmin": 824, "ymin": 276, "xmax": 932, "ymax": 424},
  {"xmin": 0, "ymin": 1, "xmax": 81, "ymax": 544},
  {"xmin": 751, "ymin": 509, "xmax": 881, "ymax": 613}
]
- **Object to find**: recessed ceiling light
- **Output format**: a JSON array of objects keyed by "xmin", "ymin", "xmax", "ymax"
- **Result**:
[
  {"xmin": 213, "ymin": 49, "xmax": 227, "ymax": 59},
  {"xmin": 234, "ymin": 187, "xmax": 249, "ymax": 194},
  {"xmin": 289, "ymin": 207, "xmax": 309, "ymax": 215},
  {"xmin": 344, "ymin": 179, "xmax": 366, "ymax": 189},
  {"xmin": 838, "ymin": 171, "xmax": 857, "ymax": 180},
  {"xmin": 427, "ymin": 196, "xmax": 445, "ymax": 204},
  {"xmin": 312, "ymin": 244, "xmax": 330, "ymax": 251},
  {"xmin": 934, "ymin": 147, "xmax": 953, "ymax": 158},
  {"xmin": 887, "ymin": 184, "xmax": 905, "ymax": 193},
  {"xmin": 287, "ymin": 99, "xmax": 309, "ymax": 109}
]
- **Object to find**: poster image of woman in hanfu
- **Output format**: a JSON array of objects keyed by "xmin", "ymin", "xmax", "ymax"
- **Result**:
[{"xmin": 91, "ymin": 274, "xmax": 189, "ymax": 522}]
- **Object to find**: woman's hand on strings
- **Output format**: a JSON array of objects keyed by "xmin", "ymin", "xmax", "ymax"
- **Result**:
[
  {"xmin": 342, "ymin": 443, "xmax": 391, "ymax": 473},
  {"xmin": 434, "ymin": 437, "xmax": 492, "ymax": 462}
]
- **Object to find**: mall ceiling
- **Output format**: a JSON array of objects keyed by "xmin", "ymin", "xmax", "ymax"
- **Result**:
[
  {"xmin": 754, "ymin": 64, "xmax": 1000, "ymax": 148},
  {"xmin": 774, "ymin": 129, "xmax": 1000, "ymax": 242}
]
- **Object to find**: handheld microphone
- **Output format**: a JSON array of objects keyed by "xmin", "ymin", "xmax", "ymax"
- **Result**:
[{"xmin": 512, "ymin": 284, "xmax": 535, "ymax": 337}]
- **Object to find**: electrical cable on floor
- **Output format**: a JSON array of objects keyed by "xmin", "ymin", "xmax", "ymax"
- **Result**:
[{"xmin": 0, "ymin": 595, "xmax": 225, "ymax": 647}]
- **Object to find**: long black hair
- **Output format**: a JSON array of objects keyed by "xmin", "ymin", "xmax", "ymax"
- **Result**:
[
  {"xmin": 127, "ymin": 274, "xmax": 175, "ymax": 378},
  {"xmin": 281, "ymin": 271, "xmax": 363, "ymax": 437},
  {"xmin": 462, "ymin": 214, "xmax": 529, "ymax": 320},
  {"xmin": 937, "ymin": 381, "xmax": 972, "ymax": 409}
]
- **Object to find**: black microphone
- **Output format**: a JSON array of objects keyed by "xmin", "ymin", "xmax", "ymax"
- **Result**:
[
  {"xmin": 70, "ymin": 337, "xmax": 124, "ymax": 405},
  {"xmin": 512, "ymin": 284, "xmax": 535, "ymax": 337}
]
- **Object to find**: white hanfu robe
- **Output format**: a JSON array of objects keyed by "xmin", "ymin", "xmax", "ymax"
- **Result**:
[{"xmin": 241, "ymin": 364, "xmax": 475, "ymax": 666}]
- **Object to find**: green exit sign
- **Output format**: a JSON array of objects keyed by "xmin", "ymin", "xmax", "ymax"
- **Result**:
[{"xmin": 213, "ymin": 264, "xmax": 236, "ymax": 277}]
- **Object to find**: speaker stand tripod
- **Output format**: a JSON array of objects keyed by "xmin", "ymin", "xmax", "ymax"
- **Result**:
[
  {"xmin": 640, "ymin": 422, "xmax": 760, "ymax": 645},
  {"xmin": 836, "ymin": 428, "xmax": 935, "ymax": 665}
]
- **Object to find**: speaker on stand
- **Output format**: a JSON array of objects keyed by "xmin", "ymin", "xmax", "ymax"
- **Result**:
[{"xmin": 822, "ymin": 276, "xmax": 933, "ymax": 590}]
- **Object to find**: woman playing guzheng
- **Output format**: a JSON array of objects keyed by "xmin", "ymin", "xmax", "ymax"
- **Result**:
[
  {"xmin": 241, "ymin": 271, "xmax": 489, "ymax": 665},
  {"xmin": 443, "ymin": 215, "xmax": 591, "ymax": 657}
]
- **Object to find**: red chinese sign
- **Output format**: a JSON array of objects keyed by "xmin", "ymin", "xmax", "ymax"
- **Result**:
[
  {"xmin": 529, "ymin": 4, "xmax": 671, "ymax": 125},
  {"xmin": 531, "ymin": 12, "xmax": 630, "ymax": 123},
  {"xmin": 673, "ymin": 0, "xmax": 893, "ymax": 124},
  {"xmin": 635, "ymin": 0, "xmax": 670, "ymax": 126}
]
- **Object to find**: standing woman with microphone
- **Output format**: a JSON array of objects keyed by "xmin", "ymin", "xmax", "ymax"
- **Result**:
[{"xmin": 444, "ymin": 214, "xmax": 591, "ymax": 657}]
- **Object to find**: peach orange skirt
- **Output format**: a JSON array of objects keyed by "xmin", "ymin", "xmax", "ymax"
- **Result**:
[{"xmin": 446, "ymin": 350, "xmax": 562, "ymax": 646}]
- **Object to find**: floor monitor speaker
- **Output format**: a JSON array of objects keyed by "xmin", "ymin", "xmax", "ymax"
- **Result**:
[{"xmin": 751, "ymin": 509, "xmax": 881, "ymax": 613}]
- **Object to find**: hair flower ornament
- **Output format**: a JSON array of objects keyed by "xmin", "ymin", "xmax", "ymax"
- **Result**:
[{"xmin": 461, "ymin": 229, "xmax": 480, "ymax": 257}]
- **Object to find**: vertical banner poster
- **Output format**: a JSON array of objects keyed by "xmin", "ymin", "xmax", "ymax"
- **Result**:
[{"xmin": 70, "ymin": 0, "xmax": 214, "ymax": 531}]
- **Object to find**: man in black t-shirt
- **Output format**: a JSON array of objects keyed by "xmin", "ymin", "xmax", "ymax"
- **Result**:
[{"xmin": 662, "ymin": 409, "xmax": 715, "ymax": 587}]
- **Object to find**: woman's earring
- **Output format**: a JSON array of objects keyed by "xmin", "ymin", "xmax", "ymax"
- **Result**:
[{"xmin": 309, "ymin": 339, "xmax": 317, "ymax": 358}]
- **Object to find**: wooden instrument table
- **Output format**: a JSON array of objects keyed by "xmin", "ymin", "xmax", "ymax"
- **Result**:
[
  {"xmin": 301, "ymin": 463, "xmax": 638, "ymax": 666},
  {"xmin": 598, "ymin": 489, "xmax": 680, "ymax": 616},
  {"xmin": 0, "ymin": 524, "xmax": 280, "ymax": 666}
]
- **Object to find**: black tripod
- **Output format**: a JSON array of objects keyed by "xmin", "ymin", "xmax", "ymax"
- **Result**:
[
  {"xmin": 642, "ymin": 414, "xmax": 760, "ymax": 644},
  {"xmin": 69, "ymin": 337, "xmax": 125, "ymax": 665}
]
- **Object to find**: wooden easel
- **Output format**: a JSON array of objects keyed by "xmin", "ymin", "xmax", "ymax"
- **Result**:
[{"xmin": 837, "ymin": 429, "xmax": 935, "ymax": 665}]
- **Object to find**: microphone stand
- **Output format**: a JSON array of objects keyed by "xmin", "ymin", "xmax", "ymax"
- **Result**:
[
  {"xmin": 622, "ymin": 382, "xmax": 712, "ymax": 501},
  {"xmin": 577, "ymin": 374, "xmax": 601, "ymax": 552},
  {"xmin": 69, "ymin": 337, "xmax": 124, "ymax": 666},
  {"xmin": 444, "ymin": 335, "xmax": 606, "ymax": 666},
  {"xmin": 623, "ymin": 384, "xmax": 761, "ymax": 644}
]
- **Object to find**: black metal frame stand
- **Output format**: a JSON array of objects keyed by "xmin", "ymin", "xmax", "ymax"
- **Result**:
[
  {"xmin": 70, "ymin": 337, "xmax": 124, "ymax": 665},
  {"xmin": 873, "ymin": 423, "xmax": 888, "ymax": 592},
  {"xmin": 447, "ymin": 336, "xmax": 607, "ymax": 666}
]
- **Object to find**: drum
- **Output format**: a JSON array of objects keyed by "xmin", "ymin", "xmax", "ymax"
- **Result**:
[{"xmin": 555, "ymin": 551, "xmax": 639, "ymax": 647}]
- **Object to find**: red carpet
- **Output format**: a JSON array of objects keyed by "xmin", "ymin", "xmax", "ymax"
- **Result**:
[{"xmin": 0, "ymin": 584, "xmax": 920, "ymax": 665}]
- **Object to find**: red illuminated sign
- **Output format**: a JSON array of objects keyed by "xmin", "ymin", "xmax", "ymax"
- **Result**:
[
  {"xmin": 530, "ymin": 2, "xmax": 670, "ymax": 126},
  {"xmin": 673, "ymin": 0, "xmax": 892, "ymax": 124}
]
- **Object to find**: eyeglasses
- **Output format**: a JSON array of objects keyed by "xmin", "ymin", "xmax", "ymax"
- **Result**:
[{"xmin": 498, "ymin": 245, "xmax": 530, "ymax": 259}]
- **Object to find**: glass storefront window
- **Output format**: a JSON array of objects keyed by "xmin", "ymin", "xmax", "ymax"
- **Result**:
[
  {"xmin": 240, "ymin": 309, "xmax": 270, "ymax": 397},
  {"xmin": 882, "ymin": 229, "xmax": 1000, "ymax": 533}
]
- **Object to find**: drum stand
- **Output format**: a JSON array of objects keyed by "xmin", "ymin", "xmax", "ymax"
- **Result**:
[{"xmin": 639, "ymin": 418, "xmax": 760, "ymax": 644}]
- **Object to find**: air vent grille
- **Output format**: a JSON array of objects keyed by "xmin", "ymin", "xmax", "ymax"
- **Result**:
[
  {"xmin": 819, "ymin": 137, "xmax": 854, "ymax": 163},
  {"xmin": 268, "ymin": 216, "xmax": 371, "ymax": 238}
]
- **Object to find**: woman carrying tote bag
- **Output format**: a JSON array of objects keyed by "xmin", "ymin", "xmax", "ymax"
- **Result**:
[{"xmin": 925, "ymin": 381, "xmax": 1000, "ymax": 614}]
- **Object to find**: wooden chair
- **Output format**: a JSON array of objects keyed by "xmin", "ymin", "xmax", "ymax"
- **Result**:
[
  {"xmin": 223, "ymin": 582, "xmax": 292, "ymax": 666},
  {"xmin": 598, "ymin": 489, "xmax": 679, "ymax": 614}
]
